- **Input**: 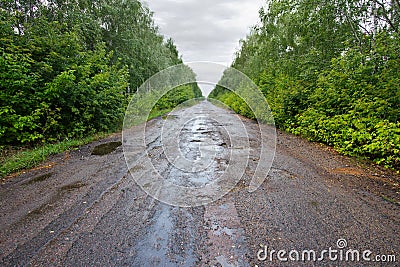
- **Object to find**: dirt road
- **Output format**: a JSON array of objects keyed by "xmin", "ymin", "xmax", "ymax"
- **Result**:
[{"xmin": 1, "ymin": 101, "xmax": 399, "ymax": 266}]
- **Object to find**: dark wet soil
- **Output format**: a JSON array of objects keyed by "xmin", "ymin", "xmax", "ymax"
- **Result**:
[
  {"xmin": 59, "ymin": 181, "xmax": 87, "ymax": 192},
  {"xmin": 25, "ymin": 172, "xmax": 53, "ymax": 185},
  {"xmin": 0, "ymin": 101, "xmax": 398, "ymax": 266}
]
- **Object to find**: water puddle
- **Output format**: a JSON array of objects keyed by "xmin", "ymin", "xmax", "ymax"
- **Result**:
[
  {"xmin": 132, "ymin": 204, "xmax": 197, "ymax": 266},
  {"xmin": 91, "ymin": 141, "xmax": 122, "ymax": 156}
]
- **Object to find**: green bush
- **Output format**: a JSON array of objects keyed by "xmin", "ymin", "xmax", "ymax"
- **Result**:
[
  {"xmin": 211, "ymin": 30, "xmax": 399, "ymax": 170},
  {"xmin": 287, "ymin": 40, "xmax": 399, "ymax": 169},
  {"xmin": 0, "ymin": 1, "xmax": 185, "ymax": 147},
  {"xmin": 209, "ymin": 88, "xmax": 255, "ymax": 120},
  {"xmin": 150, "ymin": 83, "xmax": 203, "ymax": 116},
  {"xmin": 0, "ymin": 28, "xmax": 129, "ymax": 144}
]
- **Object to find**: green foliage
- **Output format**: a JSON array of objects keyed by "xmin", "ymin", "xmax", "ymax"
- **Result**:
[
  {"xmin": 291, "ymin": 36, "xmax": 400, "ymax": 169},
  {"xmin": 150, "ymin": 83, "xmax": 203, "ymax": 117},
  {"xmin": 211, "ymin": 0, "xmax": 400, "ymax": 170},
  {"xmin": 209, "ymin": 86, "xmax": 255, "ymax": 120},
  {"xmin": 0, "ymin": 0, "xmax": 185, "ymax": 147},
  {"xmin": 0, "ymin": 24, "xmax": 128, "ymax": 144},
  {"xmin": 292, "ymin": 111, "xmax": 399, "ymax": 169}
]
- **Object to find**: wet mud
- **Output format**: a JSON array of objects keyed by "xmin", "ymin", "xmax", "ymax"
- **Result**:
[{"xmin": 0, "ymin": 101, "xmax": 398, "ymax": 266}]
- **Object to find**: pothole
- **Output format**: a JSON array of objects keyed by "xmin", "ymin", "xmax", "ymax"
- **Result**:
[
  {"xmin": 218, "ymin": 142, "xmax": 228, "ymax": 148},
  {"xmin": 26, "ymin": 172, "xmax": 53, "ymax": 185},
  {"xmin": 92, "ymin": 141, "xmax": 122, "ymax": 156},
  {"xmin": 59, "ymin": 181, "xmax": 87, "ymax": 192}
]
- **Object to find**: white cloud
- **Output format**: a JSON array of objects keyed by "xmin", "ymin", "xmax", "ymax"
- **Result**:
[{"xmin": 144, "ymin": 0, "xmax": 264, "ymax": 66}]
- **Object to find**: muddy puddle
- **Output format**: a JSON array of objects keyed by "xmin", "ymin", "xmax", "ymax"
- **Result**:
[
  {"xmin": 132, "ymin": 204, "xmax": 199, "ymax": 266},
  {"xmin": 92, "ymin": 141, "xmax": 122, "ymax": 156}
]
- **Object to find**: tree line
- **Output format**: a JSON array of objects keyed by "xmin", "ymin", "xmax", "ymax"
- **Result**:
[
  {"xmin": 210, "ymin": 0, "xmax": 399, "ymax": 170},
  {"xmin": 0, "ymin": 0, "xmax": 201, "ymax": 146}
]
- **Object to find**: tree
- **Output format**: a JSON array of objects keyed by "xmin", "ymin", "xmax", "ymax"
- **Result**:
[
  {"xmin": 211, "ymin": 0, "xmax": 400, "ymax": 170},
  {"xmin": 0, "ymin": 0, "xmax": 189, "ymax": 145}
]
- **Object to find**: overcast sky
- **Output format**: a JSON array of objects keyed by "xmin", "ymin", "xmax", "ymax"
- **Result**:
[
  {"xmin": 144, "ymin": 0, "xmax": 263, "ymax": 65},
  {"xmin": 144, "ymin": 0, "xmax": 264, "ymax": 96}
]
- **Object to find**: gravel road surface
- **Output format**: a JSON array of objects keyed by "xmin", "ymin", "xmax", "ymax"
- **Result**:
[{"xmin": 1, "ymin": 101, "xmax": 399, "ymax": 266}]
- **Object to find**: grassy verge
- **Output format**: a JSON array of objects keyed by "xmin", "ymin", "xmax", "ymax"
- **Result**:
[
  {"xmin": 0, "ymin": 107, "xmax": 173, "ymax": 179},
  {"xmin": 1, "ymin": 98, "xmax": 206, "ymax": 180},
  {"xmin": 148, "ymin": 109, "xmax": 174, "ymax": 120},
  {"xmin": 0, "ymin": 132, "xmax": 111, "ymax": 179}
]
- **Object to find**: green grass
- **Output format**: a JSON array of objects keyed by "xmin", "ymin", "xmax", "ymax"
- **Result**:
[
  {"xmin": 148, "ymin": 109, "xmax": 174, "ymax": 120},
  {"xmin": 1, "ymin": 98, "xmax": 206, "ymax": 179},
  {"xmin": 0, "ymin": 106, "xmax": 176, "ymax": 179},
  {"xmin": 0, "ymin": 132, "xmax": 110, "ymax": 179}
]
